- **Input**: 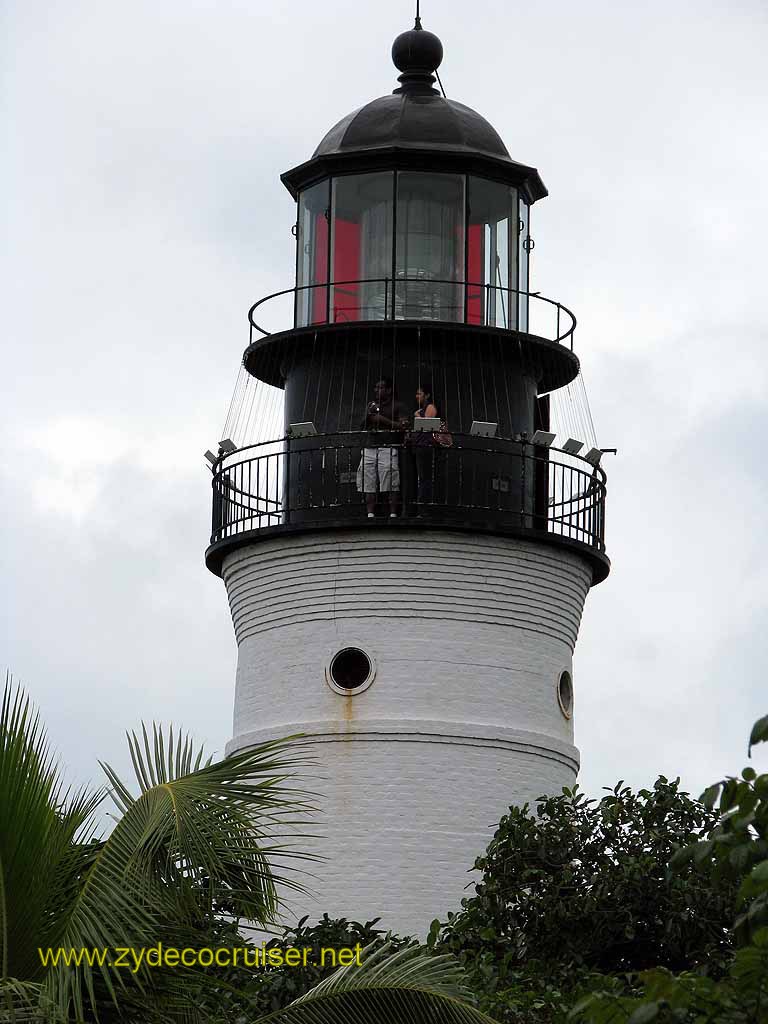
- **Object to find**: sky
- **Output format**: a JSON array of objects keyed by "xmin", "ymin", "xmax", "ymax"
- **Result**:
[{"xmin": 2, "ymin": 0, "xmax": 768, "ymax": 819}]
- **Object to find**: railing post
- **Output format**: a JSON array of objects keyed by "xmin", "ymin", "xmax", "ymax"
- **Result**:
[
  {"xmin": 247, "ymin": 460, "xmax": 251, "ymax": 531},
  {"xmin": 211, "ymin": 465, "xmax": 219, "ymax": 542}
]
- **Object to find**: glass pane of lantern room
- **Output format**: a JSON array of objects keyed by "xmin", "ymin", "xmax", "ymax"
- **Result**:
[
  {"xmin": 330, "ymin": 172, "xmax": 394, "ymax": 322},
  {"xmin": 395, "ymin": 172, "xmax": 465, "ymax": 322},
  {"xmin": 296, "ymin": 180, "xmax": 330, "ymax": 328},
  {"xmin": 467, "ymin": 177, "xmax": 517, "ymax": 329}
]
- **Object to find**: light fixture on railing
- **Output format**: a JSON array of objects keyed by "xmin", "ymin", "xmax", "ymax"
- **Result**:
[
  {"xmin": 288, "ymin": 421, "xmax": 317, "ymax": 437},
  {"xmin": 204, "ymin": 450, "xmax": 217, "ymax": 467},
  {"xmin": 583, "ymin": 447, "xmax": 603, "ymax": 466},
  {"xmin": 470, "ymin": 421, "xmax": 497, "ymax": 438},
  {"xmin": 530, "ymin": 430, "xmax": 556, "ymax": 447},
  {"xmin": 218, "ymin": 438, "xmax": 237, "ymax": 454},
  {"xmin": 562, "ymin": 438, "xmax": 584, "ymax": 455}
]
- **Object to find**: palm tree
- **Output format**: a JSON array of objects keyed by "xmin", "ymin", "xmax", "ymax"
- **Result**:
[{"xmin": 0, "ymin": 680, "xmax": 499, "ymax": 1024}]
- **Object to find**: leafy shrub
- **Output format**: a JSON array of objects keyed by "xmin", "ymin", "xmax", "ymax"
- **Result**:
[
  {"xmin": 430, "ymin": 778, "xmax": 737, "ymax": 1022},
  {"xmin": 573, "ymin": 716, "xmax": 768, "ymax": 1024}
]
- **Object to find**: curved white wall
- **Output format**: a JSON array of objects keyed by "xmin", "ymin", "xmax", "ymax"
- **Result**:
[{"xmin": 224, "ymin": 530, "xmax": 592, "ymax": 937}]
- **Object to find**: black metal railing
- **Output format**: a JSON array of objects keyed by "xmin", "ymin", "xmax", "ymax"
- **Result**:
[
  {"xmin": 209, "ymin": 433, "xmax": 605, "ymax": 554},
  {"xmin": 247, "ymin": 278, "xmax": 576, "ymax": 351}
]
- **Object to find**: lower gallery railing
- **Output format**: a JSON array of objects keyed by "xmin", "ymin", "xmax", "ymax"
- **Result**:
[{"xmin": 210, "ymin": 433, "xmax": 606, "ymax": 555}]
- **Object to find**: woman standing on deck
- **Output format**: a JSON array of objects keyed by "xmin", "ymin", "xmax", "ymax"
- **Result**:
[{"xmin": 412, "ymin": 384, "xmax": 440, "ymax": 507}]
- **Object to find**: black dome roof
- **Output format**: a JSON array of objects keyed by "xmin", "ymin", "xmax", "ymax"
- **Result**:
[
  {"xmin": 281, "ymin": 22, "xmax": 547, "ymax": 203},
  {"xmin": 312, "ymin": 92, "xmax": 511, "ymax": 163}
]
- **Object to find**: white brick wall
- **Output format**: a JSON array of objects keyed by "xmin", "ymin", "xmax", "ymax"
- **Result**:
[{"xmin": 223, "ymin": 530, "xmax": 592, "ymax": 937}]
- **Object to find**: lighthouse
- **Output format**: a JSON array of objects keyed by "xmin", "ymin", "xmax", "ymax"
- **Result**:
[{"xmin": 206, "ymin": 18, "xmax": 610, "ymax": 937}]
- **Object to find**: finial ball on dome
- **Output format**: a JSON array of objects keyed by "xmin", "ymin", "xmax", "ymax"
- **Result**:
[{"xmin": 391, "ymin": 26, "xmax": 443, "ymax": 74}]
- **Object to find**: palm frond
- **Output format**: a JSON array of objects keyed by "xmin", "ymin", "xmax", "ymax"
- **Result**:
[
  {"xmin": 0, "ymin": 678, "xmax": 105, "ymax": 983},
  {"xmin": 48, "ymin": 726, "xmax": 316, "ymax": 1022},
  {"xmin": 0, "ymin": 978, "xmax": 61, "ymax": 1024},
  {"xmin": 100, "ymin": 726, "xmax": 317, "ymax": 915},
  {"xmin": 2, "ymin": 681, "xmax": 320, "ymax": 1024},
  {"xmin": 258, "ymin": 942, "xmax": 501, "ymax": 1024}
]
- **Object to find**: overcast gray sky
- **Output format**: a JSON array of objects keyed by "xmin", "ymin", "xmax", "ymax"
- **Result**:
[{"xmin": 3, "ymin": 0, "xmax": 768, "ymax": 816}]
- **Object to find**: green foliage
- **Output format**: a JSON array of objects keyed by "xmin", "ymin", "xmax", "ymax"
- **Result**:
[
  {"xmin": 669, "ymin": 754, "xmax": 768, "ymax": 945},
  {"xmin": 197, "ymin": 914, "xmax": 407, "ymax": 1021},
  {"xmin": 0, "ymin": 678, "xmax": 311, "ymax": 1021},
  {"xmin": 573, "ymin": 716, "xmax": 768, "ymax": 1023},
  {"xmin": 569, "ymin": 933, "xmax": 768, "ymax": 1023},
  {"xmin": 254, "ymin": 939, "xmax": 501, "ymax": 1024},
  {"xmin": 429, "ymin": 778, "xmax": 736, "ymax": 1022}
]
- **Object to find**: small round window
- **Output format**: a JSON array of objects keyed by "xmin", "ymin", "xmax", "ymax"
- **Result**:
[
  {"xmin": 328, "ymin": 647, "xmax": 373, "ymax": 694},
  {"xmin": 558, "ymin": 671, "xmax": 574, "ymax": 719}
]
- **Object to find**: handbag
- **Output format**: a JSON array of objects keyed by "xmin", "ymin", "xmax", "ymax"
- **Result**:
[{"xmin": 432, "ymin": 419, "xmax": 453, "ymax": 448}]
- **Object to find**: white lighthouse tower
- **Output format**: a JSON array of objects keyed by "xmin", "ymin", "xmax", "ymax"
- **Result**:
[{"xmin": 206, "ymin": 19, "xmax": 609, "ymax": 937}]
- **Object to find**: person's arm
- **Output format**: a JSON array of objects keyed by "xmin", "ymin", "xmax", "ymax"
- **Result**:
[
  {"xmin": 371, "ymin": 402, "xmax": 406, "ymax": 430},
  {"xmin": 367, "ymin": 409, "xmax": 397, "ymax": 428},
  {"xmin": 424, "ymin": 403, "xmax": 438, "ymax": 419}
]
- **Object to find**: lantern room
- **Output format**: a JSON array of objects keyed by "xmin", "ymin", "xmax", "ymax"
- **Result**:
[
  {"xmin": 294, "ymin": 171, "xmax": 530, "ymax": 331},
  {"xmin": 281, "ymin": 23, "xmax": 543, "ymax": 336},
  {"xmin": 238, "ymin": 19, "xmax": 575, "ymax": 431}
]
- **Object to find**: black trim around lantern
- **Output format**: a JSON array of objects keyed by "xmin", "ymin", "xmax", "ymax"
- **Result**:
[{"xmin": 281, "ymin": 149, "xmax": 546, "ymax": 207}]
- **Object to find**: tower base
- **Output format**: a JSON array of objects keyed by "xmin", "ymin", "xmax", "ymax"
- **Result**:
[{"xmin": 224, "ymin": 529, "xmax": 590, "ymax": 936}]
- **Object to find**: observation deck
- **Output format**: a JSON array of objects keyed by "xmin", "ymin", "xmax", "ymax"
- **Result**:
[{"xmin": 205, "ymin": 430, "xmax": 609, "ymax": 584}]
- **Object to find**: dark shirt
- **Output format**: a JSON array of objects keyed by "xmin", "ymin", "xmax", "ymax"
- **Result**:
[{"xmin": 362, "ymin": 397, "xmax": 408, "ymax": 447}]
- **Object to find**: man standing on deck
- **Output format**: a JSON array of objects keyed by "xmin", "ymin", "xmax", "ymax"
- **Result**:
[{"xmin": 357, "ymin": 377, "xmax": 409, "ymax": 518}]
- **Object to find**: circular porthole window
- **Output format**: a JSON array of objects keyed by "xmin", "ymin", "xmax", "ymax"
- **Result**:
[
  {"xmin": 558, "ymin": 671, "xmax": 574, "ymax": 719},
  {"xmin": 326, "ymin": 647, "xmax": 375, "ymax": 695}
]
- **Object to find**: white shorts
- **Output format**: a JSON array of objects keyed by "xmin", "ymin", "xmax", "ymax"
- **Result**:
[{"xmin": 356, "ymin": 446, "xmax": 400, "ymax": 493}]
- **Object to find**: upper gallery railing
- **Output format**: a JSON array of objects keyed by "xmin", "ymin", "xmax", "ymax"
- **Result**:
[{"xmin": 247, "ymin": 278, "xmax": 576, "ymax": 351}]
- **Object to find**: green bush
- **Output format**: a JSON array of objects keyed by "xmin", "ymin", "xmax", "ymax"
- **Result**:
[
  {"xmin": 430, "ymin": 778, "xmax": 737, "ymax": 1022},
  {"xmin": 573, "ymin": 716, "xmax": 768, "ymax": 1024},
  {"xmin": 205, "ymin": 914, "xmax": 410, "ymax": 1020}
]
